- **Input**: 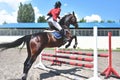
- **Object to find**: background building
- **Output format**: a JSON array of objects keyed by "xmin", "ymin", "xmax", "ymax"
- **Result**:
[{"xmin": 0, "ymin": 23, "xmax": 120, "ymax": 49}]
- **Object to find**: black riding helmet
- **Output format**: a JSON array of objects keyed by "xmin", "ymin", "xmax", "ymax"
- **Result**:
[{"xmin": 55, "ymin": 1, "xmax": 62, "ymax": 8}]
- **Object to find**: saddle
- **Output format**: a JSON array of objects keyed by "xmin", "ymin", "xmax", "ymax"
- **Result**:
[
  {"xmin": 52, "ymin": 31, "xmax": 62, "ymax": 39},
  {"xmin": 44, "ymin": 30, "xmax": 62, "ymax": 39},
  {"xmin": 46, "ymin": 22, "xmax": 68, "ymax": 42}
]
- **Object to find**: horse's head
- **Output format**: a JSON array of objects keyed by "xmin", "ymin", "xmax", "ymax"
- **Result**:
[{"xmin": 59, "ymin": 11, "xmax": 78, "ymax": 29}]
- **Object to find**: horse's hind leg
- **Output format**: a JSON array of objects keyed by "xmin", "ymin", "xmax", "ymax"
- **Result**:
[
  {"xmin": 22, "ymin": 41, "xmax": 42, "ymax": 80},
  {"xmin": 22, "ymin": 50, "xmax": 43, "ymax": 80},
  {"xmin": 22, "ymin": 41, "xmax": 31, "ymax": 80},
  {"xmin": 22, "ymin": 57, "xmax": 31, "ymax": 80}
]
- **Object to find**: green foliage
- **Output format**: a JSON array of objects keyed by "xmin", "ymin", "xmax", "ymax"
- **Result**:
[
  {"xmin": 107, "ymin": 20, "xmax": 115, "ymax": 23},
  {"xmin": 92, "ymin": 20, "xmax": 98, "ymax": 23},
  {"xmin": 37, "ymin": 16, "xmax": 47, "ymax": 23},
  {"xmin": 17, "ymin": 3, "xmax": 35, "ymax": 23},
  {"xmin": 2, "ymin": 21, "xmax": 7, "ymax": 24},
  {"xmin": 79, "ymin": 18, "xmax": 86, "ymax": 23},
  {"xmin": 78, "ymin": 18, "xmax": 117, "ymax": 23},
  {"xmin": 100, "ymin": 20, "xmax": 105, "ymax": 23}
]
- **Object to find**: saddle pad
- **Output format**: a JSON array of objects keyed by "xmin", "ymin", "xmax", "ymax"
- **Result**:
[
  {"xmin": 52, "ymin": 32, "xmax": 62, "ymax": 39},
  {"xmin": 44, "ymin": 30, "xmax": 56, "ymax": 32}
]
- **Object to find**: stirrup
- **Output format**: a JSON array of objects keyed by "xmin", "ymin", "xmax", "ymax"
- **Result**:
[{"xmin": 60, "ymin": 29, "xmax": 66, "ymax": 36}]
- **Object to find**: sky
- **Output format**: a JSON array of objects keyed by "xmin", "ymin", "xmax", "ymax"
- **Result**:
[{"xmin": 0, "ymin": 0, "xmax": 120, "ymax": 24}]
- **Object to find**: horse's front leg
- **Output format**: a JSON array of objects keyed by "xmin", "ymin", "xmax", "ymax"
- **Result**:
[
  {"xmin": 65, "ymin": 37, "xmax": 73, "ymax": 48},
  {"xmin": 65, "ymin": 35, "xmax": 78, "ymax": 48},
  {"xmin": 73, "ymin": 35, "xmax": 78, "ymax": 48}
]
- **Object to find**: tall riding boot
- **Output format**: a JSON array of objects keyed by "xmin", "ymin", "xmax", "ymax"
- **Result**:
[
  {"xmin": 60, "ymin": 29, "xmax": 67, "ymax": 43},
  {"xmin": 60, "ymin": 29, "xmax": 65, "ymax": 36}
]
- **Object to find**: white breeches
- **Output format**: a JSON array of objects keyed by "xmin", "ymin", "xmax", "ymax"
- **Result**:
[{"xmin": 48, "ymin": 18, "xmax": 62, "ymax": 31}]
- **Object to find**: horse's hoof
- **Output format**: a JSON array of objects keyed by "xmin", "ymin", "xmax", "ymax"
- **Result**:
[
  {"xmin": 73, "ymin": 45, "xmax": 77, "ymax": 49},
  {"xmin": 22, "ymin": 75, "xmax": 27, "ymax": 80},
  {"xmin": 22, "ymin": 77, "xmax": 26, "ymax": 80},
  {"xmin": 65, "ymin": 45, "xmax": 69, "ymax": 48}
]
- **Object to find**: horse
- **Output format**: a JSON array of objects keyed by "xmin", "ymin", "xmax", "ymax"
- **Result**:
[{"xmin": 0, "ymin": 12, "xmax": 78, "ymax": 80}]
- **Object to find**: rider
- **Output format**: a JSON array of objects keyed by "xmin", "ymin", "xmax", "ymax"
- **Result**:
[{"xmin": 47, "ymin": 1, "xmax": 65, "ymax": 39}]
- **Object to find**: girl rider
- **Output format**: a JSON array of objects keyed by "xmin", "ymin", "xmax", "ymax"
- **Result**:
[{"xmin": 47, "ymin": 1, "xmax": 65, "ymax": 38}]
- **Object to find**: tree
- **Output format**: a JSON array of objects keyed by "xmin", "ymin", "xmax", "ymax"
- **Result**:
[
  {"xmin": 37, "ymin": 16, "xmax": 47, "ymax": 23},
  {"xmin": 107, "ymin": 20, "xmax": 115, "ymax": 23},
  {"xmin": 17, "ymin": 3, "xmax": 35, "ymax": 23},
  {"xmin": 2, "ymin": 21, "xmax": 7, "ymax": 24},
  {"xmin": 79, "ymin": 18, "xmax": 86, "ymax": 23},
  {"xmin": 100, "ymin": 20, "xmax": 105, "ymax": 23},
  {"xmin": 92, "ymin": 20, "xmax": 99, "ymax": 23}
]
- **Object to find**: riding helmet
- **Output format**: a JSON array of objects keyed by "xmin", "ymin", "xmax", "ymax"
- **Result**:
[{"xmin": 55, "ymin": 1, "xmax": 62, "ymax": 8}]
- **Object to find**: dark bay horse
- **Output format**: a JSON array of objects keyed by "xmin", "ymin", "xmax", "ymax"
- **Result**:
[{"xmin": 0, "ymin": 12, "xmax": 78, "ymax": 80}]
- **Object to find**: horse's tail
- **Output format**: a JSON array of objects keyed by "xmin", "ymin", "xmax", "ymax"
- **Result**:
[{"xmin": 0, "ymin": 35, "xmax": 31, "ymax": 51}]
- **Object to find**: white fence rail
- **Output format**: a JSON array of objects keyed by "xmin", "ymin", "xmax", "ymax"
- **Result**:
[{"xmin": 0, "ymin": 36, "xmax": 120, "ymax": 49}]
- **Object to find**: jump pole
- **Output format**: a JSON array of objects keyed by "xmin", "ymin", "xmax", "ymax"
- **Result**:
[
  {"xmin": 101, "ymin": 32, "xmax": 120, "ymax": 78},
  {"xmin": 87, "ymin": 26, "xmax": 101, "ymax": 80}
]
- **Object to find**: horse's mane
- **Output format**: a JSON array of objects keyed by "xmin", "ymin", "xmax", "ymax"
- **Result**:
[{"xmin": 59, "ymin": 13, "xmax": 71, "ymax": 25}]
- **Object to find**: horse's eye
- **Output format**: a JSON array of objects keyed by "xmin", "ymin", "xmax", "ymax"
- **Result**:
[{"xmin": 72, "ymin": 18, "xmax": 76, "ymax": 23}]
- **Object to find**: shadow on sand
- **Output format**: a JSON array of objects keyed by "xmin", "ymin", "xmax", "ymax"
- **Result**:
[{"xmin": 39, "ymin": 66, "xmax": 89, "ymax": 80}]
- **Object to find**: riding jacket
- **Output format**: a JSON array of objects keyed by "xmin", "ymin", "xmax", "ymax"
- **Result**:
[{"xmin": 47, "ymin": 8, "xmax": 61, "ymax": 21}]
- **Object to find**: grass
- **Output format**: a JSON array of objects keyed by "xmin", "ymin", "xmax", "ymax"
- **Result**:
[
  {"xmin": 16, "ymin": 46, "xmax": 120, "ymax": 52},
  {"xmin": 44, "ymin": 47, "xmax": 120, "ymax": 52}
]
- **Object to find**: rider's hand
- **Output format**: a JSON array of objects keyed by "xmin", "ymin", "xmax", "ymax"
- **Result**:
[
  {"xmin": 53, "ymin": 19, "xmax": 57, "ymax": 22},
  {"xmin": 46, "ymin": 16, "xmax": 51, "ymax": 20},
  {"xmin": 58, "ymin": 16, "xmax": 61, "ymax": 19}
]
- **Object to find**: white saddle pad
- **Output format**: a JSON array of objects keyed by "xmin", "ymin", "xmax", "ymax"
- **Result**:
[{"xmin": 44, "ymin": 30, "xmax": 56, "ymax": 32}]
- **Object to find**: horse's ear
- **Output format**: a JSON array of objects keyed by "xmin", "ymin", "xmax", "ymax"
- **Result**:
[{"xmin": 72, "ymin": 11, "xmax": 75, "ymax": 16}]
